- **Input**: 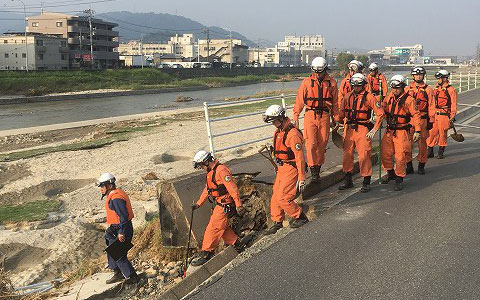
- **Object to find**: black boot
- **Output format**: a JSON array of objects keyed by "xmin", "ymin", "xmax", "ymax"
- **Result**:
[
  {"xmin": 417, "ymin": 162, "xmax": 426, "ymax": 175},
  {"xmin": 427, "ymin": 146, "xmax": 434, "ymax": 158},
  {"xmin": 381, "ymin": 169, "xmax": 396, "ymax": 184},
  {"xmin": 437, "ymin": 146, "xmax": 445, "ymax": 159},
  {"xmin": 290, "ymin": 212, "xmax": 309, "ymax": 228},
  {"xmin": 310, "ymin": 166, "xmax": 320, "ymax": 183},
  {"xmin": 233, "ymin": 239, "xmax": 246, "ymax": 253},
  {"xmin": 360, "ymin": 176, "xmax": 371, "ymax": 193},
  {"xmin": 406, "ymin": 161, "xmax": 414, "ymax": 174},
  {"xmin": 394, "ymin": 176, "xmax": 404, "ymax": 191},
  {"xmin": 338, "ymin": 172, "xmax": 353, "ymax": 190},
  {"xmin": 264, "ymin": 222, "xmax": 283, "ymax": 235},
  {"xmin": 106, "ymin": 269, "xmax": 124, "ymax": 284},
  {"xmin": 191, "ymin": 251, "xmax": 214, "ymax": 266},
  {"xmin": 124, "ymin": 273, "xmax": 139, "ymax": 285}
]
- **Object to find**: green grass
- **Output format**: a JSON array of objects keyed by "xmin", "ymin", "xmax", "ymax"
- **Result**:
[{"xmin": 0, "ymin": 200, "xmax": 62, "ymax": 224}]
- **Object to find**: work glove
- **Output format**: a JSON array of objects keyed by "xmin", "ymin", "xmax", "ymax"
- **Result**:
[
  {"xmin": 236, "ymin": 206, "xmax": 246, "ymax": 216},
  {"xmin": 191, "ymin": 203, "xmax": 200, "ymax": 211},
  {"xmin": 296, "ymin": 180, "xmax": 306, "ymax": 194},
  {"xmin": 413, "ymin": 131, "xmax": 421, "ymax": 143},
  {"xmin": 366, "ymin": 128, "xmax": 378, "ymax": 140},
  {"xmin": 330, "ymin": 121, "xmax": 338, "ymax": 129}
]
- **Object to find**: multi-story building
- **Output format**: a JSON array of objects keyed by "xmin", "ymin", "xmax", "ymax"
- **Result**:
[
  {"xmin": 248, "ymin": 47, "xmax": 295, "ymax": 67},
  {"xmin": 0, "ymin": 33, "xmax": 68, "ymax": 70},
  {"xmin": 277, "ymin": 35, "xmax": 326, "ymax": 65},
  {"xmin": 369, "ymin": 44, "xmax": 424, "ymax": 65},
  {"xmin": 27, "ymin": 12, "xmax": 119, "ymax": 69},
  {"xmin": 198, "ymin": 39, "xmax": 248, "ymax": 64}
]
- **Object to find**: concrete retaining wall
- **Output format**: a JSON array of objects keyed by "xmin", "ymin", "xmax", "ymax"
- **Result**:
[{"xmin": 160, "ymin": 66, "xmax": 310, "ymax": 79}]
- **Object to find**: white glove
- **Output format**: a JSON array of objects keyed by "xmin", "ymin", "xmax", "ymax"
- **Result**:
[
  {"xmin": 296, "ymin": 180, "xmax": 306, "ymax": 194},
  {"xmin": 330, "ymin": 121, "xmax": 338, "ymax": 129},
  {"xmin": 366, "ymin": 129, "xmax": 378, "ymax": 140},
  {"xmin": 413, "ymin": 131, "xmax": 421, "ymax": 142}
]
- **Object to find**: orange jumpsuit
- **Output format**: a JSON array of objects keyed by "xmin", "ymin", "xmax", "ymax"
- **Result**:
[
  {"xmin": 294, "ymin": 73, "xmax": 338, "ymax": 167},
  {"xmin": 426, "ymin": 82, "xmax": 458, "ymax": 147},
  {"xmin": 366, "ymin": 72, "xmax": 388, "ymax": 101},
  {"xmin": 405, "ymin": 82, "xmax": 435, "ymax": 163},
  {"xmin": 339, "ymin": 90, "xmax": 384, "ymax": 177},
  {"xmin": 196, "ymin": 161, "xmax": 242, "ymax": 252},
  {"xmin": 271, "ymin": 118, "xmax": 306, "ymax": 223},
  {"xmin": 381, "ymin": 91, "xmax": 421, "ymax": 177},
  {"xmin": 339, "ymin": 73, "xmax": 353, "ymax": 108}
]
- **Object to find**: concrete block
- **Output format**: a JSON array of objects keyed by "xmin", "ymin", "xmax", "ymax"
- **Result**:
[
  {"xmin": 169, "ymin": 266, "xmax": 211, "ymax": 299},
  {"xmin": 158, "ymin": 289, "xmax": 178, "ymax": 300},
  {"xmin": 203, "ymin": 246, "xmax": 238, "ymax": 276}
]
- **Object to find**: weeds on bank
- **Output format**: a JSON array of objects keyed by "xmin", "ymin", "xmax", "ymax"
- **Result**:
[{"xmin": 0, "ymin": 200, "xmax": 61, "ymax": 224}]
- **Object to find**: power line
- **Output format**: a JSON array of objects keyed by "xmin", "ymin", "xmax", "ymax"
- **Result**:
[{"xmin": 0, "ymin": 0, "xmax": 116, "ymax": 12}]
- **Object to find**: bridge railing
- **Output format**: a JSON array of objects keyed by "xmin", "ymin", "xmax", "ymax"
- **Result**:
[{"xmin": 407, "ymin": 71, "xmax": 480, "ymax": 93}]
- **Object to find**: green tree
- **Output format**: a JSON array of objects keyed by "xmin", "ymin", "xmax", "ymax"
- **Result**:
[
  {"xmin": 356, "ymin": 55, "xmax": 369, "ymax": 67},
  {"xmin": 336, "ymin": 52, "xmax": 355, "ymax": 71}
]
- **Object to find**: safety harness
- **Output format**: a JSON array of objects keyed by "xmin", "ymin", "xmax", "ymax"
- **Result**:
[
  {"xmin": 344, "ymin": 92, "xmax": 373, "ymax": 130},
  {"xmin": 385, "ymin": 93, "xmax": 411, "ymax": 132},
  {"xmin": 304, "ymin": 76, "xmax": 332, "ymax": 118},
  {"xmin": 409, "ymin": 83, "xmax": 430, "ymax": 119},
  {"xmin": 273, "ymin": 122, "xmax": 299, "ymax": 168},
  {"xmin": 368, "ymin": 74, "xmax": 382, "ymax": 95},
  {"xmin": 207, "ymin": 163, "xmax": 228, "ymax": 198},
  {"xmin": 434, "ymin": 84, "xmax": 452, "ymax": 116}
]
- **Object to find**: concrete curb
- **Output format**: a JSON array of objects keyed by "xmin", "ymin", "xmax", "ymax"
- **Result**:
[{"xmin": 158, "ymin": 153, "xmax": 379, "ymax": 300}]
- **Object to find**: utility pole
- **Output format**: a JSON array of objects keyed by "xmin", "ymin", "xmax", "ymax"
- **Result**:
[
  {"xmin": 204, "ymin": 28, "xmax": 210, "ymax": 63},
  {"xmin": 140, "ymin": 34, "xmax": 144, "ymax": 69},
  {"xmin": 229, "ymin": 30, "xmax": 233, "ymax": 69},
  {"xmin": 79, "ymin": 27, "xmax": 82, "ymax": 69},
  {"xmin": 12, "ymin": 0, "xmax": 28, "ymax": 71},
  {"xmin": 84, "ymin": 8, "xmax": 95, "ymax": 69}
]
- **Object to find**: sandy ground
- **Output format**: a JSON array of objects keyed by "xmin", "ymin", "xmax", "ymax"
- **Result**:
[{"xmin": 0, "ymin": 105, "xmax": 282, "ymax": 287}]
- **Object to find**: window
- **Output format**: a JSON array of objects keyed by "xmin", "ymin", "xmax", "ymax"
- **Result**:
[
  {"xmin": 15, "ymin": 53, "xmax": 18, "ymax": 58},
  {"xmin": 4, "ymin": 53, "xmax": 8, "ymax": 58},
  {"xmin": 3, "ymin": 40, "xmax": 7, "ymax": 44},
  {"xmin": 56, "ymin": 21, "xmax": 63, "ymax": 27},
  {"xmin": 37, "ymin": 53, "xmax": 44, "ymax": 60},
  {"xmin": 61, "ymin": 54, "xmax": 67, "ymax": 60},
  {"xmin": 36, "ymin": 40, "xmax": 44, "ymax": 46},
  {"xmin": 60, "ymin": 41, "xmax": 67, "ymax": 47},
  {"xmin": 32, "ymin": 22, "xmax": 39, "ymax": 27},
  {"xmin": 22, "ymin": 53, "xmax": 26, "ymax": 58}
]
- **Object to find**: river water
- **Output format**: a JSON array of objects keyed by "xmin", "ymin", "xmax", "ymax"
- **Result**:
[{"xmin": 0, "ymin": 80, "xmax": 303, "ymax": 130}]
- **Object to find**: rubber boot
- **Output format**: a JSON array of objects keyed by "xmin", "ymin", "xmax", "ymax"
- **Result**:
[
  {"xmin": 264, "ymin": 222, "xmax": 283, "ymax": 235},
  {"xmin": 124, "ymin": 273, "xmax": 139, "ymax": 285},
  {"xmin": 381, "ymin": 169, "xmax": 396, "ymax": 184},
  {"xmin": 360, "ymin": 176, "xmax": 371, "ymax": 193},
  {"xmin": 338, "ymin": 172, "xmax": 353, "ymax": 190},
  {"xmin": 406, "ymin": 161, "xmax": 414, "ymax": 174},
  {"xmin": 310, "ymin": 166, "xmax": 320, "ymax": 183},
  {"xmin": 233, "ymin": 239, "xmax": 245, "ymax": 253},
  {"xmin": 290, "ymin": 212, "xmax": 309, "ymax": 228},
  {"xmin": 437, "ymin": 146, "xmax": 445, "ymax": 159},
  {"xmin": 417, "ymin": 162, "xmax": 426, "ymax": 175},
  {"xmin": 394, "ymin": 176, "xmax": 404, "ymax": 191},
  {"xmin": 106, "ymin": 269, "xmax": 124, "ymax": 284},
  {"xmin": 427, "ymin": 146, "xmax": 434, "ymax": 158},
  {"xmin": 191, "ymin": 251, "xmax": 214, "ymax": 266}
]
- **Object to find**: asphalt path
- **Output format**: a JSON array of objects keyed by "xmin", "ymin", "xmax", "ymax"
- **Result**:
[{"xmin": 187, "ymin": 131, "xmax": 480, "ymax": 300}]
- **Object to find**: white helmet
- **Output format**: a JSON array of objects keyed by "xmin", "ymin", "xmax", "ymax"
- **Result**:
[
  {"xmin": 350, "ymin": 73, "xmax": 367, "ymax": 86},
  {"xmin": 311, "ymin": 57, "xmax": 328, "ymax": 73},
  {"xmin": 348, "ymin": 60, "xmax": 364, "ymax": 72},
  {"xmin": 390, "ymin": 74, "xmax": 407, "ymax": 88},
  {"xmin": 435, "ymin": 69, "xmax": 450, "ymax": 79},
  {"xmin": 263, "ymin": 104, "xmax": 286, "ymax": 123},
  {"xmin": 368, "ymin": 63, "xmax": 379, "ymax": 71},
  {"xmin": 97, "ymin": 172, "xmax": 116, "ymax": 187},
  {"xmin": 193, "ymin": 150, "xmax": 214, "ymax": 169}
]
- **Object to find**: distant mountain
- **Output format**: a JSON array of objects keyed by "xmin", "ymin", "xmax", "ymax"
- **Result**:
[{"xmin": 97, "ymin": 11, "xmax": 256, "ymax": 46}]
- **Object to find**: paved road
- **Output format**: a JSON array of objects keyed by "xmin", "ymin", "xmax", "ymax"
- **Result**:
[{"xmin": 188, "ymin": 131, "xmax": 480, "ymax": 300}]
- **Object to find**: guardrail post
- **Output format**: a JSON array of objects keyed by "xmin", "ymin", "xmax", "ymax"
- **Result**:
[
  {"xmin": 475, "ymin": 71, "xmax": 478, "ymax": 89},
  {"xmin": 204, "ymin": 102, "xmax": 215, "ymax": 156},
  {"xmin": 459, "ymin": 73, "xmax": 463, "ymax": 93},
  {"xmin": 281, "ymin": 93, "xmax": 286, "ymax": 109},
  {"xmin": 468, "ymin": 71, "xmax": 471, "ymax": 91}
]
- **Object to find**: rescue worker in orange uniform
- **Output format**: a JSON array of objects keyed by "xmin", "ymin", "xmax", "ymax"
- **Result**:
[
  {"xmin": 97, "ymin": 172, "xmax": 138, "ymax": 285},
  {"xmin": 426, "ymin": 70, "xmax": 458, "ymax": 159},
  {"xmin": 338, "ymin": 73, "xmax": 385, "ymax": 193},
  {"xmin": 293, "ymin": 57, "xmax": 338, "ymax": 183},
  {"xmin": 339, "ymin": 60, "xmax": 365, "ymax": 108},
  {"xmin": 263, "ymin": 104, "xmax": 309, "ymax": 235},
  {"xmin": 379, "ymin": 75, "xmax": 421, "ymax": 191},
  {"xmin": 366, "ymin": 63, "xmax": 388, "ymax": 101},
  {"xmin": 404, "ymin": 66, "xmax": 435, "ymax": 174},
  {"xmin": 191, "ymin": 150, "xmax": 244, "ymax": 266}
]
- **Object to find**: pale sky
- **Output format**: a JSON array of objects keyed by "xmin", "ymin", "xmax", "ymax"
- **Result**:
[{"xmin": 2, "ymin": 0, "xmax": 478, "ymax": 56}]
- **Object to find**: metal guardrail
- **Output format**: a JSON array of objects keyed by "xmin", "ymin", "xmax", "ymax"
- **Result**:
[
  {"xmin": 204, "ymin": 94, "xmax": 297, "ymax": 155},
  {"xmin": 417, "ymin": 72, "xmax": 480, "ymax": 93}
]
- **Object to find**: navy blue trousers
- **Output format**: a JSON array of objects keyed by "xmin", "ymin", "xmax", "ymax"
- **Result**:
[{"xmin": 105, "ymin": 223, "xmax": 136, "ymax": 278}]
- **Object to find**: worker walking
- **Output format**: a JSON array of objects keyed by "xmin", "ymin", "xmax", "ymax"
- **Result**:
[
  {"xmin": 380, "ymin": 75, "xmax": 421, "ymax": 191},
  {"xmin": 405, "ymin": 66, "xmax": 435, "ymax": 174},
  {"xmin": 97, "ymin": 172, "xmax": 138, "ymax": 284},
  {"xmin": 339, "ymin": 60, "xmax": 365, "ymax": 108},
  {"xmin": 366, "ymin": 63, "xmax": 388, "ymax": 101},
  {"xmin": 338, "ymin": 74, "xmax": 385, "ymax": 192},
  {"xmin": 426, "ymin": 70, "xmax": 458, "ymax": 159},
  {"xmin": 191, "ymin": 150, "xmax": 244, "ymax": 266},
  {"xmin": 293, "ymin": 57, "xmax": 338, "ymax": 183},
  {"xmin": 263, "ymin": 104, "xmax": 309, "ymax": 235}
]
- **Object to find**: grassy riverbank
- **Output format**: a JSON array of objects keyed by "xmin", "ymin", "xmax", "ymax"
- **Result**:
[{"xmin": 0, "ymin": 69, "xmax": 307, "ymax": 96}]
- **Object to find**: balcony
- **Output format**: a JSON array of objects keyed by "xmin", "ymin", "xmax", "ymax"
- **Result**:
[
  {"xmin": 36, "ymin": 46, "xmax": 47, "ymax": 52},
  {"xmin": 59, "ymin": 46, "xmax": 69, "ymax": 53},
  {"xmin": 67, "ymin": 26, "xmax": 118, "ymax": 37}
]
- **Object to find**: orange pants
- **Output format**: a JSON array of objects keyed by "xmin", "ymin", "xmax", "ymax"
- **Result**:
[
  {"xmin": 381, "ymin": 129, "xmax": 411, "ymax": 178},
  {"xmin": 342, "ymin": 125, "xmax": 373, "ymax": 177},
  {"xmin": 271, "ymin": 163, "xmax": 302, "ymax": 223},
  {"xmin": 427, "ymin": 114, "xmax": 450, "ymax": 147},
  {"xmin": 201, "ymin": 205, "xmax": 238, "ymax": 252},
  {"xmin": 406, "ymin": 119, "xmax": 430, "ymax": 163},
  {"xmin": 304, "ymin": 110, "xmax": 330, "ymax": 167}
]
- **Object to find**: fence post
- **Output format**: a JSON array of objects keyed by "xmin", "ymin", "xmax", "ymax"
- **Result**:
[
  {"xmin": 459, "ymin": 73, "xmax": 463, "ymax": 93},
  {"xmin": 468, "ymin": 71, "xmax": 471, "ymax": 91},
  {"xmin": 475, "ymin": 71, "xmax": 478, "ymax": 89},
  {"xmin": 204, "ymin": 102, "xmax": 215, "ymax": 156},
  {"xmin": 281, "ymin": 94, "xmax": 286, "ymax": 109}
]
